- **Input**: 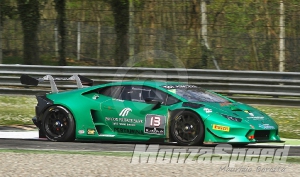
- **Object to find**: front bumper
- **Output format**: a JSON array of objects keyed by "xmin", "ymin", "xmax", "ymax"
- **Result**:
[{"xmin": 204, "ymin": 127, "xmax": 282, "ymax": 144}]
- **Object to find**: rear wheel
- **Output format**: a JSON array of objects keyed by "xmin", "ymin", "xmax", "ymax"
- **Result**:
[
  {"xmin": 42, "ymin": 106, "xmax": 75, "ymax": 142},
  {"xmin": 170, "ymin": 110, "xmax": 204, "ymax": 146}
]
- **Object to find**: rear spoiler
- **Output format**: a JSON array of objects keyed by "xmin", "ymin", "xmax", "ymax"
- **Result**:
[{"xmin": 20, "ymin": 74, "xmax": 93, "ymax": 93}]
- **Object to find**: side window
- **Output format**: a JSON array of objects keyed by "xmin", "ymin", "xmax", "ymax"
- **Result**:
[
  {"xmin": 98, "ymin": 86, "xmax": 124, "ymax": 99},
  {"xmin": 119, "ymin": 86, "xmax": 146, "ymax": 102},
  {"xmin": 119, "ymin": 85, "xmax": 169, "ymax": 104},
  {"xmin": 165, "ymin": 95, "xmax": 180, "ymax": 105}
]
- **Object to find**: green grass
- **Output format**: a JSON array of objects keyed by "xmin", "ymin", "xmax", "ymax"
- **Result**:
[
  {"xmin": 0, "ymin": 95, "xmax": 36, "ymax": 125},
  {"xmin": 0, "ymin": 148, "xmax": 133, "ymax": 157},
  {"xmin": 253, "ymin": 105, "xmax": 300, "ymax": 139},
  {"xmin": 0, "ymin": 95, "xmax": 299, "ymax": 139},
  {"xmin": 285, "ymin": 157, "xmax": 300, "ymax": 164}
]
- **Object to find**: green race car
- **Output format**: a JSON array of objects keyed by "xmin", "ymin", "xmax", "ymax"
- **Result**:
[{"xmin": 20, "ymin": 74, "xmax": 283, "ymax": 145}]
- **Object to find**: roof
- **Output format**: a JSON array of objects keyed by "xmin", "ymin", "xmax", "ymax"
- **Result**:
[
  {"xmin": 108, "ymin": 80, "xmax": 184, "ymax": 88},
  {"xmin": 49, "ymin": 80, "xmax": 188, "ymax": 96}
]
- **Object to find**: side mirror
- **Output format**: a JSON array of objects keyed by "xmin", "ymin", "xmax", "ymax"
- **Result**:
[{"xmin": 144, "ymin": 97, "xmax": 162, "ymax": 110}]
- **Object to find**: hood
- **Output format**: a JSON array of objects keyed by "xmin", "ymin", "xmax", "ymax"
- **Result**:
[{"xmin": 197, "ymin": 102, "xmax": 278, "ymax": 129}]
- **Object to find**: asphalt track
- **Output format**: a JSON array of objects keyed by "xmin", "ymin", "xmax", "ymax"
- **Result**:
[
  {"xmin": 0, "ymin": 126, "xmax": 299, "ymax": 156},
  {"xmin": 0, "ymin": 137, "xmax": 300, "ymax": 156},
  {"xmin": 0, "ymin": 138, "xmax": 297, "ymax": 153}
]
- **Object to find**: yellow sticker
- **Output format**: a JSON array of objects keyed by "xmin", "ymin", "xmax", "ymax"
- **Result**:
[
  {"xmin": 169, "ymin": 89, "xmax": 176, "ymax": 94},
  {"xmin": 87, "ymin": 129, "xmax": 95, "ymax": 135},
  {"xmin": 212, "ymin": 124, "xmax": 230, "ymax": 132}
]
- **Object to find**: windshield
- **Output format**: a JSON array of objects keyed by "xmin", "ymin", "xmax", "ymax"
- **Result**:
[{"xmin": 167, "ymin": 87, "xmax": 228, "ymax": 103}]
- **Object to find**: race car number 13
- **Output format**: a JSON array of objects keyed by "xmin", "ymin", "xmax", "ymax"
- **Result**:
[
  {"xmin": 144, "ymin": 114, "xmax": 166, "ymax": 135},
  {"xmin": 150, "ymin": 116, "xmax": 161, "ymax": 127}
]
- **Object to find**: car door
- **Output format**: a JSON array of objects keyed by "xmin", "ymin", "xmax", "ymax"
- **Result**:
[{"xmin": 100, "ymin": 85, "xmax": 169, "ymax": 137}]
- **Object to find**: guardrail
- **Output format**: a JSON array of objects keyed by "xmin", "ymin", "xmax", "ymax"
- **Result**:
[{"xmin": 0, "ymin": 64, "xmax": 299, "ymax": 106}]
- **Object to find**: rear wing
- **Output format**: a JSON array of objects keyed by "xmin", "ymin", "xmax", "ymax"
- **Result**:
[{"xmin": 20, "ymin": 74, "xmax": 93, "ymax": 93}]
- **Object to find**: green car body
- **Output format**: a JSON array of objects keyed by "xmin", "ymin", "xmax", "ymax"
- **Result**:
[{"xmin": 30, "ymin": 79, "xmax": 283, "ymax": 145}]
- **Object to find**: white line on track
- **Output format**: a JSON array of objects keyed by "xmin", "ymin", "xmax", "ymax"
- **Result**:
[{"xmin": 0, "ymin": 131, "xmax": 39, "ymax": 139}]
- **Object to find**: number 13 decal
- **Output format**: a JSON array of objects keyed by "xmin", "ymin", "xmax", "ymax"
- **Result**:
[
  {"xmin": 150, "ymin": 116, "xmax": 161, "ymax": 127},
  {"xmin": 145, "ymin": 114, "xmax": 166, "ymax": 135}
]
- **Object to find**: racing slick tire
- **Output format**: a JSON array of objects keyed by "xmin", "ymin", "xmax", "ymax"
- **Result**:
[
  {"xmin": 170, "ymin": 110, "xmax": 204, "ymax": 146},
  {"xmin": 41, "ymin": 105, "xmax": 75, "ymax": 142}
]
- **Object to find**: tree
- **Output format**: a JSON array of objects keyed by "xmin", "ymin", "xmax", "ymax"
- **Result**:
[
  {"xmin": 279, "ymin": 0, "xmax": 285, "ymax": 72},
  {"xmin": 0, "ymin": 0, "xmax": 16, "ymax": 64},
  {"xmin": 108, "ymin": 0, "xmax": 129, "ymax": 66},
  {"xmin": 200, "ymin": 0, "xmax": 220, "ymax": 70},
  {"xmin": 54, "ymin": 0, "xmax": 67, "ymax": 66},
  {"xmin": 17, "ymin": 0, "xmax": 41, "ymax": 65},
  {"xmin": 0, "ymin": 3, "xmax": 2, "ymax": 64}
]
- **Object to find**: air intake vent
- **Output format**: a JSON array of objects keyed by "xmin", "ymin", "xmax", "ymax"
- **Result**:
[
  {"xmin": 254, "ymin": 130, "xmax": 270, "ymax": 140},
  {"xmin": 182, "ymin": 102, "xmax": 204, "ymax": 109}
]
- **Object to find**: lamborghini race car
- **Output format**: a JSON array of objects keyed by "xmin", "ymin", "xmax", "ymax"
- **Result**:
[{"xmin": 20, "ymin": 74, "xmax": 283, "ymax": 145}]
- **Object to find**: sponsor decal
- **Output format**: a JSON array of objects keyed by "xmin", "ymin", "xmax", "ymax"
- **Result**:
[
  {"xmin": 247, "ymin": 116, "xmax": 264, "ymax": 119},
  {"xmin": 87, "ymin": 129, "xmax": 95, "ymax": 135},
  {"xmin": 245, "ymin": 111, "xmax": 264, "ymax": 119},
  {"xmin": 78, "ymin": 130, "xmax": 85, "ymax": 134},
  {"xmin": 212, "ymin": 124, "xmax": 230, "ymax": 132},
  {"xmin": 244, "ymin": 110, "xmax": 255, "ymax": 117},
  {"xmin": 258, "ymin": 124, "xmax": 275, "ymax": 129},
  {"xmin": 119, "ymin": 118, "xmax": 143, "ymax": 123},
  {"xmin": 114, "ymin": 128, "xmax": 143, "ymax": 134},
  {"xmin": 119, "ymin": 108, "xmax": 132, "ymax": 116},
  {"xmin": 162, "ymin": 85, "xmax": 197, "ymax": 89},
  {"xmin": 144, "ymin": 114, "xmax": 166, "ymax": 135},
  {"xmin": 105, "ymin": 117, "xmax": 143, "ymax": 126},
  {"xmin": 130, "ymin": 144, "xmax": 290, "ymax": 167},
  {"xmin": 168, "ymin": 89, "xmax": 176, "ymax": 94},
  {"xmin": 203, "ymin": 108, "xmax": 212, "ymax": 113}
]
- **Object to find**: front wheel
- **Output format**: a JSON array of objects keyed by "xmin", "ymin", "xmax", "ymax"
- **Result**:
[
  {"xmin": 42, "ymin": 106, "xmax": 75, "ymax": 142},
  {"xmin": 170, "ymin": 110, "xmax": 204, "ymax": 146}
]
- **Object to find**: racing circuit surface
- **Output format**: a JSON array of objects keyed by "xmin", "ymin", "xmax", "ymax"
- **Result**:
[
  {"xmin": 1, "ymin": 128, "xmax": 300, "ymax": 177},
  {"xmin": 0, "ymin": 126, "xmax": 299, "ymax": 156},
  {"xmin": 0, "ymin": 137, "xmax": 300, "ymax": 156},
  {"xmin": 0, "ymin": 138, "xmax": 300, "ymax": 156}
]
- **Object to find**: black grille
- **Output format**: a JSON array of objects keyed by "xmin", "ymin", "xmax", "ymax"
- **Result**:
[{"xmin": 254, "ymin": 130, "xmax": 270, "ymax": 140}]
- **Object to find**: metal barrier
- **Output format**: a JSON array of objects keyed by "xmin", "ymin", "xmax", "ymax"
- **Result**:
[{"xmin": 0, "ymin": 64, "xmax": 299, "ymax": 106}]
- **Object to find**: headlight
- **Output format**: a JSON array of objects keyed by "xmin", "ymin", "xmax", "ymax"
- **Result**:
[{"xmin": 221, "ymin": 114, "xmax": 242, "ymax": 122}]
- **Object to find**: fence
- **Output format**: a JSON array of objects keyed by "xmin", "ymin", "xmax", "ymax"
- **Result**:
[
  {"xmin": 0, "ymin": 64, "xmax": 299, "ymax": 106},
  {"xmin": 1, "ymin": 1, "xmax": 300, "ymax": 71}
]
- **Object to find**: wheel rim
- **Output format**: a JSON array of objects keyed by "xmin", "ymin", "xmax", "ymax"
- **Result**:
[
  {"xmin": 45, "ymin": 108, "xmax": 70, "ymax": 137},
  {"xmin": 173, "ymin": 113, "xmax": 201, "ymax": 143}
]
